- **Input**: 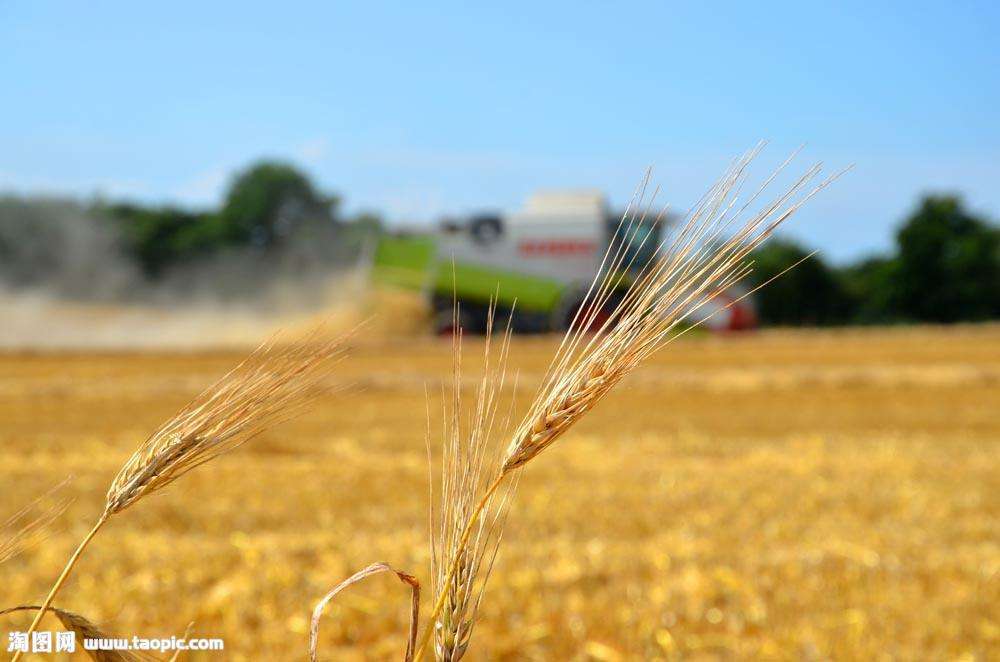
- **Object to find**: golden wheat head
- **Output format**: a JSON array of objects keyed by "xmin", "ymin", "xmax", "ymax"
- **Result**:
[
  {"xmin": 501, "ymin": 145, "xmax": 843, "ymax": 472},
  {"xmin": 0, "ymin": 605, "xmax": 159, "ymax": 662},
  {"xmin": 430, "ymin": 307, "xmax": 516, "ymax": 661},
  {"xmin": 12, "ymin": 325, "xmax": 351, "ymax": 662},
  {"xmin": 105, "ymin": 328, "xmax": 348, "ymax": 515},
  {"xmin": 412, "ymin": 146, "xmax": 845, "ymax": 661}
]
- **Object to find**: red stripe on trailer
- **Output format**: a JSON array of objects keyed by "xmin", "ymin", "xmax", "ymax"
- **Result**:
[{"xmin": 518, "ymin": 240, "xmax": 598, "ymax": 256}]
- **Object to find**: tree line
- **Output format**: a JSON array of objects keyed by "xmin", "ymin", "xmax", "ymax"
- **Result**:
[
  {"xmin": 103, "ymin": 161, "xmax": 381, "ymax": 277},
  {"xmin": 0, "ymin": 160, "xmax": 382, "ymax": 301},
  {"xmin": 1, "ymin": 159, "xmax": 996, "ymax": 324},
  {"xmin": 749, "ymin": 196, "xmax": 999, "ymax": 325}
]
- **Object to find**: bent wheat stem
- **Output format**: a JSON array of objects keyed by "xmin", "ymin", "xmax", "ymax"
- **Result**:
[{"xmin": 311, "ymin": 562, "xmax": 421, "ymax": 662}]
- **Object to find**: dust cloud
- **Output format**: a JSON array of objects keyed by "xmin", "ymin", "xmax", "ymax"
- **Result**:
[{"xmin": 0, "ymin": 196, "xmax": 380, "ymax": 350}]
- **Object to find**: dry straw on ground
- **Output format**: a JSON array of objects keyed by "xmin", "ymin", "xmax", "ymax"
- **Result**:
[
  {"xmin": 409, "ymin": 146, "xmax": 845, "ymax": 660},
  {"xmin": 9, "ymin": 327, "xmax": 350, "ymax": 661}
]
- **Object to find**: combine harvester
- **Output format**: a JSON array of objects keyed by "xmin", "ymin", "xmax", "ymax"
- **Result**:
[{"xmin": 371, "ymin": 190, "xmax": 757, "ymax": 334}]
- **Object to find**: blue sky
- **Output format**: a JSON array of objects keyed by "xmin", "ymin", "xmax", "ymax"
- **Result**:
[{"xmin": 2, "ymin": 1, "xmax": 997, "ymax": 262}]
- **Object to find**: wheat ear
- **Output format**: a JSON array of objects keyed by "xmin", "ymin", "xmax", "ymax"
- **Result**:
[
  {"xmin": 13, "ymin": 327, "xmax": 349, "ymax": 661},
  {"xmin": 412, "ymin": 146, "xmax": 845, "ymax": 660},
  {"xmin": 0, "ymin": 605, "xmax": 158, "ymax": 662},
  {"xmin": 429, "ymin": 304, "xmax": 516, "ymax": 661}
]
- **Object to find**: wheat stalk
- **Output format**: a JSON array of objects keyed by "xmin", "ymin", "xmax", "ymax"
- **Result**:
[
  {"xmin": 412, "ymin": 146, "xmax": 845, "ymax": 660},
  {"xmin": 429, "ymin": 305, "xmax": 516, "ymax": 661},
  {"xmin": 309, "ymin": 314, "xmax": 514, "ymax": 662},
  {"xmin": 12, "ymin": 327, "xmax": 350, "ymax": 661}
]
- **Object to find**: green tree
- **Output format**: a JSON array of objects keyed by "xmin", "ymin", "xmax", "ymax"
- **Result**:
[
  {"xmin": 219, "ymin": 161, "xmax": 338, "ymax": 248},
  {"xmin": 107, "ymin": 203, "xmax": 224, "ymax": 276},
  {"xmin": 107, "ymin": 161, "xmax": 341, "ymax": 276},
  {"xmin": 892, "ymin": 195, "xmax": 999, "ymax": 322},
  {"xmin": 841, "ymin": 255, "xmax": 899, "ymax": 324},
  {"xmin": 749, "ymin": 239, "xmax": 854, "ymax": 325}
]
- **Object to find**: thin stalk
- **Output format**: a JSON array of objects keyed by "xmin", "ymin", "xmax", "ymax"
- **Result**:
[
  {"xmin": 11, "ymin": 514, "xmax": 109, "ymax": 662},
  {"xmin": 414, "ymin": 473, "xmax": 506, "ymax": 662}
]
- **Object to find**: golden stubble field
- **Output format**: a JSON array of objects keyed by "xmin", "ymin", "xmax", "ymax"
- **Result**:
[{"xmin": 1, "ymin": 325, "xmax": 998, "ymax": 660}]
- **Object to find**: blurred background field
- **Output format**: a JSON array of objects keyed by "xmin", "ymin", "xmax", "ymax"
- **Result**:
[{"xmin": 1, "ymin": 325, "xmax": 997, "ymax": 660}]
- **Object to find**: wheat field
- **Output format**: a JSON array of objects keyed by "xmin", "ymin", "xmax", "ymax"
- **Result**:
[{"xmin": 1, "ymin": 325, "xmax": 997, "ymax": 660}]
